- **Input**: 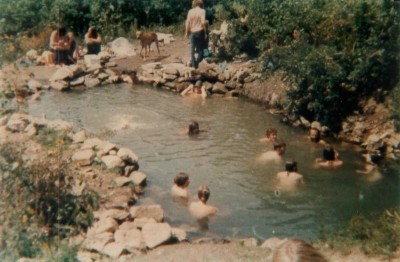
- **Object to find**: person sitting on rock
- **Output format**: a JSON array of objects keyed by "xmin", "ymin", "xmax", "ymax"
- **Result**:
[
  {"xmin": 258, "ymin": 142, "xmax": 286, "ymax": 163},
  {"xmin": 189, "ymin": 185, "xmax": 218, "ymax": 221},
  {"xmin": 49, "ymin": 26, "xmax": 71, "ymax": 65},
  {"xmin": 85, "ymin": 26, "xmax": 102, "ymax": 55},
  {"xmin": 259, "ymin": 127, "xmax": 278, "ymax": 143},
  {"xmin": 308, "ymin": 127, "xmax": 327, "ymax": 145},
  {"xmin": 180, "ymin": 80, "xmax": 208, "ymax": 98},
  {"xmin": 315, "ymin": 145, "xmax": 343, "ymax": 167},
  {"xmin": 356, "ymin": 151, "xmax": 383, "ymax": 181},
  {"xmin": 172, "ymin": 172, "xmax": 190, "ymax": 201},
  {"xmin": 272, "ymin": 238, "xmax": 328, "ymax": 262},
  {"xmin": 276, "ymin": 160, "xmax": 304, "ymax": 190}
]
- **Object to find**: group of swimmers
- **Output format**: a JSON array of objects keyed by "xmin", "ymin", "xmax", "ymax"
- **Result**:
[{"xmin": 37, "ymin": 25, "xmax": 102, "ymax": 66}]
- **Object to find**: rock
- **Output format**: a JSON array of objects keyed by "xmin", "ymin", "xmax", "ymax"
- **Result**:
[
  {"xmin": 104, "ymin": 190, "xmax": 137, "ymax": 209},
  {"xmin": 72, "ymin": 149, "xmax": 95, "ymax": 167},
  {"xmin": 141, "ymin": 223, "xmax": 172, "ymax": 249},
  {"xmin": 115, "ymin": 176, "xmax": 132, "ymax": 187},
  {"xmin": 101, "ymin": 155, "xmax": 124, "ymax": 169},
  {"xmin": 141, "ymin": 62, "xmax": 162, "ymax": 72},
  {"xmin": 82, "ymin": 232, "xmax": 114, "ymax": 252},
  {"xmin": 76, "ymin": 251, "xmax": 99, "ymax": 262},
  {"xmin": 117, "ymin": 147, "xmax": 139, "ymax": 164},
  {"xmin": 224, "ymin": 90, "xmax": 240, "ymax": 98},
  {"xmin": 106, "ymin": 62, "xmax": 117, "ymax": 67},
  {"xmin": 50, "ymin": 80, "xmax": 69, "ymax": 91},
  {"xmin": 26, "ymin": 49, "xmax": 38, "ymax": 60},
  {"xmin": 88, "ymin": 217, "xmax": 118, "ymax": 236},
  {"xmin": 119, "ymin": 221, "xmax": 137, "ymax": 231},
  {"xmin": 50, "ymin": 67, "xmax": 74, "ymax": 82},
  {"xmin": 299, "ymin": 116, "xmax": 311, "ymax": 128},
  {"xmin": 70, "ymin": 76, "xmax": 85, "ymax": 87},
  {"xmin": 124, "ymin": 165, "xmax": 135, "ymax": 176},
  {"xmin": 110, "ymin": 37, "xmax": 136, "ymax": 57},
  {"xmin": 73, "ymin": 129, "xmax": 87, "ymax": 144},
  {"xmin": 102, "ymin": 242, "xmax": 125, "ymax": 258},
  {"xmin": 46, "ymin": 119, "xmax": 73, "ymax": 131},
  {"xmin": 240, "ymin": 237, "xmax": 259, "ymax": 247},
  {"xmin": 99, "ymin": 141, "xmax": 117, "ymax": 153},
  {"xmin": 130, "ymin": 171, "xmax": 147, "ymax": 186},
  {"xmin": 162, "ymin": 66, "xmax": 180, "ymax": 76},
  {"xmin": 85, "ymin": 76, "xmax": 101, "ymax": 88},
  {"xmin": 212, "ymin": 82, "xmax": 227, "ymax": 94},
  {"xmin": 311, "ymin": 121, "xmax": 322, "ymax": 130},
  {"xmin": 130, "ymin": 205, "xmax": 164, "ymax": 222},
  {"xmin": 163, "ymin": 73, "xmax": 178, "ymax": 81},
  {"xmin": 364, "ymin": 134, "xmax": 381, "ymax": 145},
  {"xmin": 132, "ymin": 218, "xmax": 157, "ymax": 229},
  {"xmin": 27, "ymin": 80, "xmax": 42, "ymax": 91},
  {"xmin": 0, "ymin": 115, "xmax": 8, "ymax": 127},
  {"xmin": 171, "ymin": 228, "xmax": 187, "ymax": 242},
  {"xmin": 6, "ymin": 114, "xmax": 29, "ymax": 132},
  {"xmin": 95, "ymin": 209, "xmax": 130, "ymax": 221},
  {"xmin": 84, "ymin": 54, "xmax": 101, "ymax": 68},
  {"xmin": 109, "ymin": 149, "xmax": 117, "ymax": 155},
  {"xmin": 260, "ymin": 237, "xmax": 287, "ymax": 250},
  {"xmin": 98, "ymin": 73, "xmax": 109, "ymax": 81},
  {"xmin": 82, "ymin": 138, "xmax": 104, "ymax": 150},
  {"xmin": 115, "ymin": 228, "xmax": 142, "ymax": 251}
]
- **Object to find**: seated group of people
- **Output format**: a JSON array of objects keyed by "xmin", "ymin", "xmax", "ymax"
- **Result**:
[{"xmin": 38, "ymin": 26, "xmax": 102, "ymax": 66}]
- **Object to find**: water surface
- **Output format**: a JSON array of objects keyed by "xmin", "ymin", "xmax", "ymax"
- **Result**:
[{"xmin": 28, "ymin": 84, "xmax": 400, "ymax": 240}]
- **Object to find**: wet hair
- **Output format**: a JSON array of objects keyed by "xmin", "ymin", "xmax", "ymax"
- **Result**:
[
  {"xmin": 272, "ymin": 238, "xmax": 327, "ymax": 262},
  {"xmin": 322, "ymin": 146, "xmax": 335, "ymax": 161},
  {"xmin": 198, "ymin": 185, "xmax": 210, "ymax": 203},
  {"xmin": 285, "ymin": 160, "xmax": 298, "ymax": 172},
  {"xmin": 195, "ymin": 80, "xmax": 203, "ymax": 87},
  {"xmin": 266, "ymin": 128, "xmax": 277, "ymax": 137},
  {"xmin": 58, "ymin": 27, "xmax": 67, "ymax": 37},
  {"xmin": 174, "ymin": 172, "xmax": 189, "ymax": 187},
  {"xmin": 192, "ymin": 0, "xmax": 204, "ymax": 8},
  {"xmin": 309, "ymin": 127, "xmax": 321, "ymax": 143},
  {"xmin": 369, "ymin": 153, "xmax": 383, "ymax": 165},
  {"xmin": 274, "ymin": 142, "xmax": 286, "ymax": 151},
  {"xmin": 88, "ymin": 26, "xmax": 98, "ymax": 38},
  {"xmin": 188, "ymin": 121, "xmax": 200, "ymax": 135}
]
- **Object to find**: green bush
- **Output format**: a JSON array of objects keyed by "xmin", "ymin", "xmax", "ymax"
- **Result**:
[
  {"xmin": 234, "ymin": 0, "xmax": 400, "ymax": 131},
  {"xmin": 0, "ymin": 144, "xmax": 98, "ymax": 259},
  {"xmin": 328, "ymin": 209, "xmax": 400, "ymax": 256}
]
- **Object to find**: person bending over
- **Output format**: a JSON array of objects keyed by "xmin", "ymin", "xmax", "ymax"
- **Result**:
[
  {"xmin": 49, "ymin": 26, "xmax": 71, "ymax": 65},
  {"xmin": 85, "ymin": 26, "xmax": 102, "ymax": 55}
]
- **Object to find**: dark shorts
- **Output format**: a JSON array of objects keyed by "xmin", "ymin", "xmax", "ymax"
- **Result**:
[{"xmin": 53, "ymin": 49, "xmax": 71, "ymax": 65}]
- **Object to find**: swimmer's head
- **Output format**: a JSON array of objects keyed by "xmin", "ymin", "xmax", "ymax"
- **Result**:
[
  {"xmin": 188, "ymin": 121, "xmax": 200, "ymax": 135},
  {"xmin": 285, "ymin": 160, "xmax": 298, "ymax": 172},
  {"xmin": 309, "ymin": 128, "xmax": 321, "ymax": 143},
  {"xmin": 266, "ymin": 128, "xmax": 278, "ymax": 142},
  {"xmin": 198, "ymin": 185, "xmax": 210, "ymax": 203},
  {"xmin": 274, "ymin": 142, "xmax": 286, "ymax": 156},
  {"xmin": 174, "ymin": 172, "xmax": 189, "ymax": 187},
  {"xmin": 322, "ymin": 146, "xmax": 335, "ymax": 161}
]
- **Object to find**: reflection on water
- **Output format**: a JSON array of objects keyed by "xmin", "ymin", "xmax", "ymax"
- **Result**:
[{"xmin": 28, "ymin": 84, "xmax": 400, "ymax": 240}]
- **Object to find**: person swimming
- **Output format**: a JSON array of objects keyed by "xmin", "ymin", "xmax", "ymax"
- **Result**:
[
  {"xmin": 308, "ymin": 127, "xmax": 327, "ymax": 145},
  {"xmin": 356, "ymin": 151, "xmax": 383, "ymax": 181},
  {"xmin": 315, "ymin": 145, "xmax": 343, "ymax": 167},
  {"xmin": 276, "ymin": 160, "xmax": 304, "ymax": 190},
  {"xmin": 171, "ymin": 172, "xmax": 190, "ymax": 200},
  {"xmin": 180, "ymin": 80, "xmax": 208, "ymax": 98},
  {"xmin": 259, "ymin": 127, "xmax": 278, "ymax": 143},
  {"xmin": 258, "ymin": 142, "xmax": 286, "ymax": 163},
  {"xmin": 189, "ymin": 185, "xmax": 218, "ymax": 223}
]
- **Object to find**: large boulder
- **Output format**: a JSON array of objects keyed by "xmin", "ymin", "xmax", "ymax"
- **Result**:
[
  {"xmin": 82, "ymin": 232, "xmax": 114, "ymax": 253},
  {"xmin": 129, "ymin": 205, "xmax": 164, "ymax": 222},
  {"xmin": 141, "ymin": 223, "xmax": 172, "ymax": 249},
  {"xmin": 110, "ymin": 37, "xmax": 136, "ymax": 57},
  {"xmin": 114, "ymin": 228, "xmax": 142, "ymax": 251},
  {"xmin": 72, "ymin": 149, "xmax": 95, "ymax": 167},
  {"xmin": 101, "ymin": 155, "xmax": 124, "ymax": 169}
]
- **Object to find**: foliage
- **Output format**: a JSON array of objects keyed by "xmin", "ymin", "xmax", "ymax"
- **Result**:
[
  {"xmin": 227, "ymin": 0, "xmax": 400, "ymax": 131},
  {"xmin": 391, "ymin": 84, "xmax": 400, "ymax": 132},
  {"xmin": 0, "ymin": 144, "xmax": 98, "ymax": 259},
  {"xmin": 327, "ymin": 209, "xmax": 400, "ymax": 257}
]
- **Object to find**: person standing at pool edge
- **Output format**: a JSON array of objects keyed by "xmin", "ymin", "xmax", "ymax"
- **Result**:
[{"xmin": 185, "ymin": 0, "xmax": 207, "ymax": 68}]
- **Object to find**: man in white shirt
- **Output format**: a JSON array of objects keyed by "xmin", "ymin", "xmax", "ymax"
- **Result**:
[{"xmin": 185, "ymin": 0, "xmax": 207, "ymax": 68}]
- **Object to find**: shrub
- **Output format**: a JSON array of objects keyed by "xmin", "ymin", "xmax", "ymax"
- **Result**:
[{"xmin": 0, "ymin": 144, "xmax": 98, "ymax": 259}]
